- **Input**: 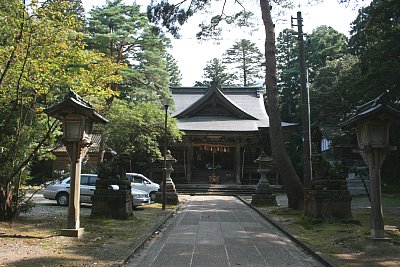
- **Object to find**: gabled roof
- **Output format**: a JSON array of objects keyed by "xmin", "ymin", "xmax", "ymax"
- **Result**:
[
  {"xmin": 171, "ymin": 86, "xmax": 297, "ymax": 132},
  {"xmin": 174, "ymin": 86, "xmax": 257, "ymax": 120}
]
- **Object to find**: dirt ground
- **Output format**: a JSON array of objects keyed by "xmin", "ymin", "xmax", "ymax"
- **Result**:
[
  {"xmin": 1, "ymin": 193, "xmax": 400, "ymax": 266},
  {"xmin": 0, "ymin": 193, "xmax": 180, "ymax": 267}
]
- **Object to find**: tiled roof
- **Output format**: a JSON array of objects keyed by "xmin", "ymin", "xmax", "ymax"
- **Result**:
[{"xmin": 171, "ymin": 86, "xmax": 275, "ymax": 131}]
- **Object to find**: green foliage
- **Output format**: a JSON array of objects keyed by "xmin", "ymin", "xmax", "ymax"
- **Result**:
[
  {"xmin": 306, "ymin": 26, "xmax": 348, "ymax": 77},
  {"xmin": 85, "ymin": 0, "xmax": 183, "ymax": 173},
  {"xmin": 284, "ymin": 132, "xmax": 303, "ymax": 180},
  {"xmin": 223, "ymin": 39, "xmax": 264, "ymax": 86},
  {"xmin": 42, "ymin": 0, "xmax": 86, "ymax": 29},
  {"xmin": 0, "ymin": 0, "xmax": 121, "ymax": 221},
  {"xmin": 86, "ymin": 0, "xmax": 173, "ymax": 101},
  {"xmin": 104, "ymin": 99, "xmax": 181, "ymax": 172},
  {"xmin": 349, "ymin": 0, "xmax": 400, "ymax": 104},
  {"xmin": 348, "ymin": 0, "xmax": 400, "ymax": 186},
  {"xmin": 196, "ymin": 58, "xmax": 234, "ymax": 86},
  {"xmin": 147, "ymin": 1, "xmax": 256, "ymax": 40},
  {"xmin": 165, "ymin": 52, "xmax": 182, "ymax": 86},
  {"xmin": 146, "ymin": 1, "xmax": 197, "ymax": 38},
  {"xmin": 276, "ymin": 28, "xmax": 300, "ymax": 122},
  {"xmin": 311, "ymin": 54, "xmax": 361, "ymax": 125}
]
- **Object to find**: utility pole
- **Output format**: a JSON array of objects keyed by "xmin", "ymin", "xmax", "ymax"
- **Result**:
[{"xmin": 291, "ymin": 11, "xmax": 312, "ymax": 211}]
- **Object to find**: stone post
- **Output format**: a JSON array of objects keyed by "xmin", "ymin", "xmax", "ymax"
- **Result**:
[
  {"xmin": 156, "ymin": 150, "xmax": 179, "ymax": 205},
  {"xmin": 305, "ymin": 154, "xmax": 352, "ymax": 222},
  {"xmin": 251, "ymin": 151, "xmax": 276, "ymax": 206}
]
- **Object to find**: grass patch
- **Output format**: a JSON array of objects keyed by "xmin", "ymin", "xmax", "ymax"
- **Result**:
[{"xmin": 248, "ymin": 194, "xmax": 400, "ymax": 266}]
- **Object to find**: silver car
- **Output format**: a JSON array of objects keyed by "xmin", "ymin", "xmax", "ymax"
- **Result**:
[
  {"xmin": 43, "ymin": 174, "xmax": 150, "ymax": 207},
  {"xmin": 126, "ymin": 173, "xmax": 160, "ymax": 200}
]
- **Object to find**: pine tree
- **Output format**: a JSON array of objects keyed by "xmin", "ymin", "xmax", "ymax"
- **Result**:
[
  {"xmin": 223, "ymin": 39, "xmax": 264, "ymax": 86},
  {"xmin": 196, "ymin": 58, "xmax": 234, "ymax": 86}
]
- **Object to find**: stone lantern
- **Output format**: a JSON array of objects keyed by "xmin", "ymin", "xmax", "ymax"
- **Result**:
[
  {"xmin": 251, "ymin": 151, "xmax": 276, "ymax": 206},
  {"xmin": 341, "ymin": 95, "xmax": 400, "ymax": 239},
  {"xmin": 45, "ymin": 90, "xmax": 108, "ymax": 237},
  {"xmin": 156, "ymin": 150, "xmax": 179, "ymax": 205}
]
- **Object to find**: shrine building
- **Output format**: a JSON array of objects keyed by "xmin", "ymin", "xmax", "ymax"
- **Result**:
[{"xmin": 155, "ymin": 85, "xmax": 296, "ymax": 185}]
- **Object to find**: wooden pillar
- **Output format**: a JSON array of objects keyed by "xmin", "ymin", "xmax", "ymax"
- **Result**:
[
  {"xmin": 63, "ymin": 142, "xmax": 88, "ymax": 237},
  {"xmin": 235, "ymin": 142, "xmax": 241, "ymax": 184},
  {"xmin": 360, "ymin": 149, "xmax": 387, "ymax": 239},
  {"xmin": 187, "ymin": 142, "xmax": 193, "ymax": 183}
]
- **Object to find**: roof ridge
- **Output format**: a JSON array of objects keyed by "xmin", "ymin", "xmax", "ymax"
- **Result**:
[{"xmin": 173, "ymin": 86, "xmax": 257, "ymax": 120}]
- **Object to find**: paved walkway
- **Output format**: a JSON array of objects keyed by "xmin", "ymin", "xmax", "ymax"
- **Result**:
[{"xmin": 128, "ymin": 195, "xmax": 323, "ymax": 267}]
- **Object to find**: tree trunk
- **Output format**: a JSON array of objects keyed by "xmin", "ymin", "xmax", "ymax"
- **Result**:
[
  {"xmin": 260, "ymin": 0, "xmax": 304, "ymax": 210},
  {"xmin": 97, "ymin": 133, "xmax": 106, "ymax": 165}
]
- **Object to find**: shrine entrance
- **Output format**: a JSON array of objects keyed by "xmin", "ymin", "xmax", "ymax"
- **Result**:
[
  {"xmin": 147, "ymin": 86, "xmax": 295, "ymax": 185},
  {"xmin": 192, "ymin": 145, "xmax": 236, "ymax": 184}
]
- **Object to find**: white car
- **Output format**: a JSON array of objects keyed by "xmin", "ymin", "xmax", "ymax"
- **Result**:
[
  {"xmin": 42, "ymin": 174, "xmax": 150, "ymax": 207},
  {"xmin": 126, "ymin": 173, "xmax": 160, "ymax": 201}
]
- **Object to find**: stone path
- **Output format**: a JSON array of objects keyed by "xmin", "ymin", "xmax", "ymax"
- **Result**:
[{"xmin": 127, "ymin": 195, "xmax": 323, "ymax": 267}]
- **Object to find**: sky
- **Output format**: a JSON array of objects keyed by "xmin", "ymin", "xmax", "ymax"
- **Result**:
[{"xmin": 82, "ymin": 0, "xmax": 371, "ymax": 86}]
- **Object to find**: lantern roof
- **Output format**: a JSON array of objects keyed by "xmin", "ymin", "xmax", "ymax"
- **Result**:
[
  {"xmin": 45, "ymin": 90, "xmax": 108, "ymax": 124},
  {"xmin": 254, "ymin": 151, "xmax": 273, "ymax": 164},
  {"xmin": 341, "ymin": 94, "xmax": 400, "ymax": 128},
  {"xmin": 160, "ymin": 150, "xmax": 177, "ymax": 163}
]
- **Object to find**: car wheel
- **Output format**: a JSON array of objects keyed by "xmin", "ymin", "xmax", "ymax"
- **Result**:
[
  {"xmin": 149, "ymin": 191, "xmax": 157, "ymax": 201},
  {"xmin": 56, "ymin": 192, "xmax": 69, "ymax": 206}
]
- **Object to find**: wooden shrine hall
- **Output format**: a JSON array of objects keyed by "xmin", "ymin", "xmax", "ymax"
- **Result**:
[{"xmin": 150, "ymin": 85, "xmax": 296, "ymax": 185}]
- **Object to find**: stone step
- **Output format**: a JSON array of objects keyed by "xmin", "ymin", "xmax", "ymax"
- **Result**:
[{"xmin": 175, "ymin": 184, "xmax": 283, "ymax": 195}]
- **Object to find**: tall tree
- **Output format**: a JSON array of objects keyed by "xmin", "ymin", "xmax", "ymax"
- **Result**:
[
  {"xmin": 0, "ymin": 0, "xmax": 121, "ymax": 221},
  {"xmin": 349, "ymin": 0, "xmax": 400, "ymax": 104},
  {"xmin": 306, "ymin": 25, "xmax": 348, "ymax": 81},
  {"xmin": 260, "ymin": 0, "xmax": 304, "ymax": 209},
  {"xmin": 86, "ymin": 0, "xmax": 170, "ymax": 102},
  {"xmin": 85, "ymin": 0, "xmax": 182, "ymax": 167},
  {"xmin": 147, "ymin": 0, "xmax": 305, "ymax": 209},
  {"xmin": 165, "ymin": 52, "xmax": 182, "ymax": 86},
  {"xmin": 276, "ymin": 28, "xmax": 300, "ymax": 122},
  {"xmin": 223, "ymin": 39, "xmax": 264, "ymax": 86},
  {"xmin": 195, "ymin": 58, "xmax": 234, "ymax": 86},
  {"xmin": 311, "ymin": 54, "xmax": 361, "ymax": 125},
  {"xmin": 42, "ymin": 0, "xmax": 86, "ymax": 28}
]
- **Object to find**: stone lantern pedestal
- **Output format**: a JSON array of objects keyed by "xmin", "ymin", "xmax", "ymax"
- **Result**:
[
  {"xmin": 91, "ymin": 179, "xmax": 133, "ymax": 219},
  {"xmin": 156, "ymin": 151, "xmax": 179, "ymax": 205},
  {"xmin": 251, "ymin": 152, "xmax": 276, "ymax": 206},
  {"xmin": 91, "ymin": 155, "xmax": 134, "ymax": 219},
  {"xmin": 306, "ymin": 155, "xmax": 352, "ymax": 222}
]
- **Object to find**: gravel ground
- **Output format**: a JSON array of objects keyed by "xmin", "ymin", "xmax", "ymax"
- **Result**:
[
  {"xmin": 0, "ymin": 191, "xmax": 175, "ymax": 267},
  {"xmin": 1, "ymin": 194, "xmax": 92, "ymax": 266}
]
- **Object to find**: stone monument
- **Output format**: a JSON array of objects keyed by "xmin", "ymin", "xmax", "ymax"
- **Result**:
[
  {"xmin": 91, "ymin": 155, "xmax": 133, "ymax": 219},
  {"xmin": 306, "ymin": 154, "xmax": 352, "ymax": 222},
  {"xmin": 251, "ymin": 151, "xmax": 277, "ymax": 206},
  {"xmin": 156, "ymin": 150, "xmax": 179, "ymax": 205}
]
